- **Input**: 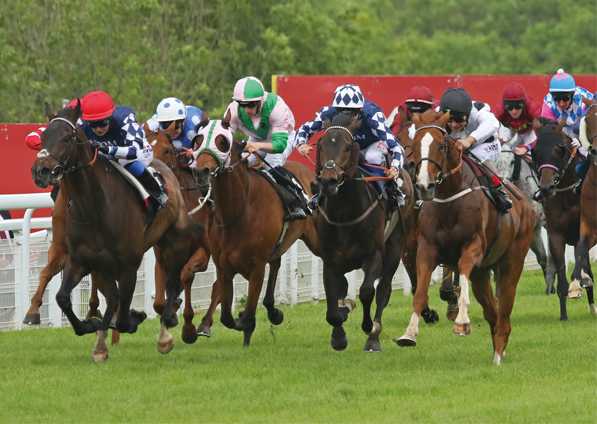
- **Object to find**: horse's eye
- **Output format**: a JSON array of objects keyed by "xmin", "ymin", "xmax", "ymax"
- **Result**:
[
  {"xmin": 345, "ymin": 145, "xmax": 351, "ymax": 153},
  {"xmin": 63, "ymin": 135, "xmax": 71, "ymax": 143}
]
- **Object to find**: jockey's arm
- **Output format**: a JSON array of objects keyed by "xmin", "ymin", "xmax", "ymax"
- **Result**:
[
  {"xmin": 369, "ymin": 111, "xmax": 405, "ymax": 175},
  {"xmin": 295, "ymin": 106, "xmax": 329, "ymax": 156}
]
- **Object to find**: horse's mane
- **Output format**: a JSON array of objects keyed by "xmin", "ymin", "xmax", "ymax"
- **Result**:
[{"xmin": 331, "ymin": 113, "xmax": 354, "ymax": 127}]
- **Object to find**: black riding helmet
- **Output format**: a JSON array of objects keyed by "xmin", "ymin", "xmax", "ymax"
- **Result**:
[{"xmin": 439, "ymin": 88, "xmax": 472, "ymax": 121}]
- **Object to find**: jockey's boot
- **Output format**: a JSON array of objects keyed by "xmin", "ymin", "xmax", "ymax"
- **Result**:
[
  {"xmin": 490, "ymin": 184, "xmax": 513, "ymax": 212},
  {"xmin": 385, "ymin": 181, "xmax": 406, "ymax": 215},
  {"xmin": 271, "ymin": 181, "xmax": 307, "ymax": 222},
  {"xmin": 308, "ymin": 182, "xmax": 321, "ymax": 210},
  {"xmin": 572, "ymin": 179, "xmax": 583, "ymax": 195},
  {"xmin": 137, "ymin": 168, "xmax": 169, "ymax": 215}
]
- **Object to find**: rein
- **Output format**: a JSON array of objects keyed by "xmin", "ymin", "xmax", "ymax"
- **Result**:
[{"xmin": 413, "ymin": 125, "xmax": 463, "ymax": 185}]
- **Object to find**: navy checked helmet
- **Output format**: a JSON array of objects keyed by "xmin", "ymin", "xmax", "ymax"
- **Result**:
[{"xmin": 332, "ymin": 84, "xmax": 364, "ymax": 109}]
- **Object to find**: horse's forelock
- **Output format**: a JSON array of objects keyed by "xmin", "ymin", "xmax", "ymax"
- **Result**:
[
  {"xmin": 414, "ymin": 109, "xmax": 445, "ymax": 128},
  {"xmin": 331, "ymin": 113, "xmax": 353, "ymax": 127}
]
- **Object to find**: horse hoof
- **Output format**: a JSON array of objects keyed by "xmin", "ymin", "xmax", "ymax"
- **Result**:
[
  {"xmin": 268, "ymin": 309, "xmax": 284, "ymax": 326},
  {"xmin": 90, "ymin": 316, "xmax": 103, "ymax": 331},
  {"xmin": 158, "ymin": 338, "xmax": 174, "ymax": 354},
  {"xmin": 23, "ymin": 313, "xmax": 41, "ymax": 325},
  {"xmin": 568, "ymin": 280, "xmax": 583, "ymax": 299},
  {"xmin": 197, "ymin": 325, "xmax": 211, "ymax": 338},
  {"xmin": 493, "ymin": 351, "xmax": 502, "ymax": 366},
  {"xmin": 396, "ymin": 334, "xmax": 416, "ymax": 347},
  {"xmin": 422, "ymin": 308, "xmax": 439, "ymax": 324},
  {"xmin": 92, "ymin": 350, "xmax": 109, "ymax": 362},
  {"xmin": 364, "ymin": 340, "xmax": 382, "ymax": 352},
  {"xmin": 446, "ymin": 305, "xmax": 459, "ymax": 321},
  {"xmin": 453, "ymin": 322, "xmax": 471, "ymax": 336},
  {"xmin": 182, "ymin": 331, "xmax": 198, "ymax": 345},
  {"xmin": 580, "ymin": 277, "xmax": 594, "ymax": 288},
  {"xmin": 331, "ymin": 335, "xmax": 348, "ymax": 351},
  {"xmin": 589, "ymin": 304, "xmax": 597, "ymax": 316}
]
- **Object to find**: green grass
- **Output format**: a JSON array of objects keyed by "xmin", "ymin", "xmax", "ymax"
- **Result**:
[{"xmin": 0, "ymin": 268, "xmax": 595, "ymax": 424}]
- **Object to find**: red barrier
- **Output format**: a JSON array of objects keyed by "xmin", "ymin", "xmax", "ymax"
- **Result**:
[{"xmin": 275, "ymin": 75, "xmax": 597, "ymax": 167}]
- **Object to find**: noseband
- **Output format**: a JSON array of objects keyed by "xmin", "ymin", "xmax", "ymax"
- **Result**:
[
  {"xmin": 37, "ymin": 117, "xmax": 96, "ymax": 180},
  {"xmin": 537, "ymin": 138, "xmax": 578, "ymax": 187},
  {"xmin": 413, "ymin": 125, "xmax": 462, "ymax": 185},
  {"xmin": 317, "ymin": 126, "xmax": 354, "ymax": 185}
]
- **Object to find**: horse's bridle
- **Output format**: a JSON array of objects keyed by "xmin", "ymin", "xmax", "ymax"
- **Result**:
[
  {"xmin": 36, "ymin": 117, "xmax": 97, "ymax": 180},
  {"xmin": 317, "ymin": 126, "xmax": 354, "ymax": 185},
  {"xmin": 413, "ymin": 125, "xmax": 462, "ymax": 185},
  {"xmin": 537, "ymin": 135, "xmax": 578, "ymax": 187}
]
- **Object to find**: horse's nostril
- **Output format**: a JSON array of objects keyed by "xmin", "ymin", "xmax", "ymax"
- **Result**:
[{"xmin": 40, "ymin": 168, "xmax": 50, "ymax": 176}]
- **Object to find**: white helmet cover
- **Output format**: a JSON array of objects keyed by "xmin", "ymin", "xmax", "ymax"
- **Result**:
[
  {"xmin": 332, "ymin": 84, "xmax": 365, "ymax": 109},
  {"xmin": 156, "ymin": 97, "xmax": 187, "ymax": 121}
]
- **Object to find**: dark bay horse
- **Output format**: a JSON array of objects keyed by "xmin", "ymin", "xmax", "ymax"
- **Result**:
[
  {"xmin": 192, "ymin": 116, "xmax": 321, "ymax": 346},
  {"xmin": 570, "ymin": 98, "xmax": 597, "ymax": 311},
  {"xmin": 399, "ymin": 110, "xmax": 534, "ymax": 365},
  {"xmin": 316, "ymin": 114, "xmax": 420, "ymax": 352},
  {"xmin": 533, "ymin": 117, "xmax": 595, "ymax": 319},
  {"xmin": 147, "ymin": 128, "xmax": 214, "ymax": 343},
  {"xmin": 31, "ymin": 103, "xmax": 189, "ymax": 361}
]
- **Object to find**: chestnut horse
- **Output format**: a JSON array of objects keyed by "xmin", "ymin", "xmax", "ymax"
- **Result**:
[
  {"xmin": 533, "ymin": 117, "xmax": 595, "ymax": 319},
  {"xmin": 146, "ymin": 128, "xmax": 214, "ymax": 343},
  {"xmin": 31, "ymin": 103, "xmax": 189, "ymax": 361},
  {"xmin": 570, "ymin": 98, "xmax": 597, "ymax": 308},
  {"xmin": 398, "ymin": 111, "xmax": 534, "ymax": 365},
  {"xmin": 316, "ymin": 114, "xmax": 421, "ymax": 352},
  {"xmin": 192, "ymin": 116, "xmax": 321, "ymax": 346}
]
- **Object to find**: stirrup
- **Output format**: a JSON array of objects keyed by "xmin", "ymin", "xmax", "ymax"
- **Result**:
[
  {"xmin": 532, "ymin": 189, "xmax": 543, "ymax": 202},
  {"xmin": 572, "ymin": 180, "xmax": 583, "ymax": 195}
]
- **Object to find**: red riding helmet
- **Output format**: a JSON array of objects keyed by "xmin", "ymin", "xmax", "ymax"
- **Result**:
[
  {"xmin": 405, "ymin": 85, "xmax": 434, "ymax": 105},
  {"xmin": 502, "ymin": 83, "xmax": 527, "ymax": 102},
  {"xmin": 66, "ymin": 98, "xmax": 82, "ymax": 109},
  {"xmin": 81, "ymin": 91, "xmax": 115, "ymax": 121}
]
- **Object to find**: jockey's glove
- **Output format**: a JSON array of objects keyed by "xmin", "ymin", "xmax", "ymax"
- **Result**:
[{"xmin": 91, "ymin": 141, "xmax": 113, "ymax": 155}]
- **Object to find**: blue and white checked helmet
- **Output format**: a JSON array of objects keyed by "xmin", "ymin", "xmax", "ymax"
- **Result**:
[
  {"xmin": 332, "ymin": 84, "xmax": 365, "ymax": 109},
  {"xmin": 156, "ymin": 97, "xmax": 187, "ymax": 122}
]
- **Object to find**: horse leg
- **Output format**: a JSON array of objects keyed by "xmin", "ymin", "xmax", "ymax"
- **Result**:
[
  {"xmin": 439, "ymin": 267, "xmax": 459, "ymax": 321},
  {"xmin": 91, "ymin": 274, "xmax": 119, "ymax": 362},
  {"xmin": 548, "ymin": 233, "xmax": 571, "ymax": 320},
  {"xmin": 114, "ymin": 266, "xmax": 147, "ymax": 335},
  {"xmin": 359, "ymin": 251, "xmax": 383, "ymax": 336},
  {"xmin": 237, "ymin": 265, "xmax": 266, "ymax": 347},
  {"xmin": 404, "ymin": 242, "xmax": 438, "ymax": 324},
  {"xmin": 397, "ymin": 243, "xmax": 437, "ymax": 347},
  {"xmin": 453, "ymin": 238, "xmax": 485, "ymax": 336},
  {"xmin": 323, "ymin": 264, "xmax": 349, "ymax": 351},
  {"xmin": 469, "ymin": 268, "xmax": 499, "ymax": 356},
  {"xmin": 152, "ymin": 247, "xmax": 169, "ymax": 316},
  {"xmin": 263, "ymin": 258, "xmax": 284, "ymax": 326},
  {"xmin": 198, "ymin": 280, "xmax": 220, "ymax": 337},
  {"xmin": 217, "ymin": 267, "xmax": 236, "ymax": 330},
  {"xmin": 570, "ymin": 230, "xmax": 596, "ymax": 294},
  {"xmin": 55, "ymin": 258, "xmax": 97, "ymax": 336},
  {"xmin": 529, "ymin": 224, "xmax": 554, "ymax": 295},
  {"xmin": 88, "ymin": 272, "xmax": 120, "ymax": 345}
]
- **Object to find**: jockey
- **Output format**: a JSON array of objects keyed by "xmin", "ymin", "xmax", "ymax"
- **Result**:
[
  {"xmin": 145, "ymin": 97, "xmax": 203, "ymax": 166},
  {"xmin": 438, "ymin": 87, "xmax": 513, "ymax": 211},
  {"xmin": 80, "ymin": 91, "xmax": 168, "ymax": 211},
  {"xmin": 225, "ymin": 76, "xmax": 307, "ymax": 222},
  {"xmin": 296, "ymin": 84, "xmax": 406, "ymax": 212},
  {"xmin": 493, "ymin": 83, "xmax": 542, "ymax": 155},
  {"xmin": 542, "ymin": 69, "xmax": 595, "ymax": 195},
  {"xmin": 390, "ymin": 85, "xmax": 439, "ymax": 136}
]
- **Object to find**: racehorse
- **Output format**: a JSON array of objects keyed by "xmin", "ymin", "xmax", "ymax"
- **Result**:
[
  {"xmin": 496, "ymin": 138, "xmax": 556, "ymax": 294},
  {"xmin": 22, "ymin": 182, "xmax": 121, "ymax": 344},
  {"xmin": 31, "ymin": 102, "xmax": 189, "ymax": 361},
  {"xmin": 146, "ymin": 128, "xmax": 213, "ymax": 343},
  {"xmin": 192, "ymin": 114, "xmax": 321, "ymax": 346},
  {"xmin": 398, "ymin": 110, "xmax": 534, "ymax": 365},
  {"xmin": 315, "ymin": 113, "xmax": 421, "ymax": 351},
  {"xmin": 570, "ymin": 98, "xmax": 597, "ymax": 308},
  {"xmin": 533, "ymin": 117, "xmax": 595, "ymax": 319}
]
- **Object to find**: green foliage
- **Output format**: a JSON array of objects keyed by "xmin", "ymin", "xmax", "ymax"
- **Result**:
[
  {"xmin": 0, "ymin": 269, "xmax": 595, "ymax": 422},
  {"xmin": 0, "ymin": 0, "xmax": 595, "ymax": 123}
]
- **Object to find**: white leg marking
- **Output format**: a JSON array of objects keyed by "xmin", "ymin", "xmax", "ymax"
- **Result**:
[
  {"xmin": 455, "ymin": 274, "xmax": 471, "ymax": 325},
  {"xmin": 406, "ymin": 312, "xmax": 420, "ymax": 337},
  {"xmin": 373, "ymin": 278, "xmax": 380, "ymax": 290},
  {"xmin": 589, "ymin": 303, "xmax": 597, "ymax": 315},
  {"xmin": 493, "ymin": 351, "xmax": 502, "ymax": 366},
  {"xmin": 417, "ymin": 133, "xmax": 433, "ymax": 188},
  {"xmin": 157, "ymin": 321, "xmax": 174, "ymax": 354},
  {"xmin": 581, "ymin": 269, "xmax": 593, "ymax": 287}
]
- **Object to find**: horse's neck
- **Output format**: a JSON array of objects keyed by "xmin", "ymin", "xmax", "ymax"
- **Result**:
[
  {"xmin": 325, "ymin": 178, "xmax": 374, "ymax": 215},
  {"xmin": 211, "ymin": 158, "xmax": 249, "ymax": 225},
  {"xmin": 434, "ymin": 152, "xmax": 467, "ymax": 197},
  {"xmin": 64, "ymin": 161, "xmax": 107, "ymax": 220}
]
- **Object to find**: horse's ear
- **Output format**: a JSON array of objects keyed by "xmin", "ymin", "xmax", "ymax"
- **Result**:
[
  {"xmin": 412, "ymin": 113, "xmax": 421, "ymax": 124},
  {"xmin": 345, "ymin": 142, "xmax": 361, "ymax": 178},
  {"xmin": 400, "ymin": 107, "xmax": 409, "ymax": 125},
  {"xmin": 315, "ymin": 136, "xmax": 322, "ymax": 176},
  {"xmin": 439, "ymin": 111, "xmax": 451, "ymax": 127},
  {"xmin": 347, "ymin": 119, "xmax": 362, "ymax": 135},
  {"xmin": 45, "ymin": 102, "xmax": 55, "ymax": 121},
  {"xmin": 582, "ymin": 96, "xmax": 597, "ymax": 108},
  {"xmin": 323, "ymin": 117, "xmax": 331, "ymax": 130},
  {"xmin": 66, "ymin": 99, "xmax": 81, "ymax": 125},
  {"xmin": 221, "ymin": 109, "xmax": 231, "ymax": 129},
  {"xmin": 532, "ymin": 117, "xmax": 542, "ymax": 131},
  {"xmin": 555, "ymin": 116, "xmax": 566, "ymax": 133}
]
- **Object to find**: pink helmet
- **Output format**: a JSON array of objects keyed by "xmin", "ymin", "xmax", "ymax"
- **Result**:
[{"xmin": 232, "ymin": 77, "xmax": 265, "ymax": 102}]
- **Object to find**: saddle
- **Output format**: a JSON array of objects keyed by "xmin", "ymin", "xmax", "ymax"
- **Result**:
[
  {"xmin": 461, "ymin": 155, "xmax": 498, "ymax": 210},
  {"xmin": 253, "ymin": 167, "xmax": 311, "ymax": 214}
]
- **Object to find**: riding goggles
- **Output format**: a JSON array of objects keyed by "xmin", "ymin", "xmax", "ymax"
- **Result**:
[
  {"xmin": 503, "ymin": 101, "xmax": 525, "ymax": 111},
  {"xmin": 237, "ymin": 100, "xmax": 260, "ymax": 109},
  {"xmin": 552, "ymin": 94, "xmax": 572, "ymax": 103},
  {"xmin": 447, "ymin": 115, "xmax": 468, "ymax": 124},
  {"xmin": 334, "ymin": 107, "xmax": 361, "ymax": 116},
  {"xmin": 406, "ymin": 103, "xmax": 432, "ymax": 113},
  {"xmin": 88, "ymin": 117, "xmax": 111, "ymax": 129},
  {"xmin": 160, "ymin": 119, "xmax": 185, "ymax": 130}
]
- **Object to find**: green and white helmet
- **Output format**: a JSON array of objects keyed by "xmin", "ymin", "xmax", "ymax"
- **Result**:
[{"xmin": 232, "ymin": 76, "xmax": 265, "ymax": 102}]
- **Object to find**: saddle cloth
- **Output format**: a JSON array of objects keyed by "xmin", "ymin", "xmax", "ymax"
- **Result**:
[{"xmin": 110, "ymin": 162, "xmax": 167, "ymax": 207}]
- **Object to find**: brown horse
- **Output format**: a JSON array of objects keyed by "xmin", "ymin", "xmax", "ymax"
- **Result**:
[
  {"xmin": 570, "ymin": 98, "xmax": 597, "ymax": 309},
  {"xmin": 146, "ymin": 128, "xmax": 215, "ymax": 342},
  {"xmin": 533, "ymin": 116, "xmax": 595, "ymax": 319},
  {"xmin": 398, "ymin": 110, "xmax": 534, "ymax": 365},
  {"xmin": 22, "ymin": 182, "xmax": 121, "ymax": 344},
  {"xmin": 31, "ymin": 103, "xmax": 189, "ymax": 361},
  {"xmin": 315, "ymin": 113, "xmax": 421, "ymax": 351},
  {"xmin": 192, "ymin": 116, "xmax": 321, "ymax": 346}
]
